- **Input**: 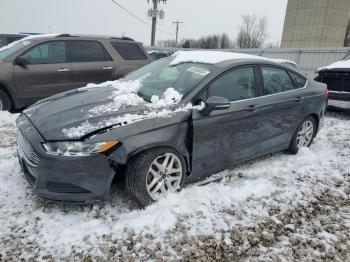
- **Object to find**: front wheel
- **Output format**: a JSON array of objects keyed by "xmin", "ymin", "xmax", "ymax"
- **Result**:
[
  {"xmin": 288, "ymin": 116, "xmax": 316, "ymax": 154},
  {"xmin": 125, "ymin": 148, "xmax": 185, "ymax": 207}
]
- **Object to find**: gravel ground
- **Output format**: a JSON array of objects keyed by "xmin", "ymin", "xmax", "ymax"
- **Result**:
[{"xmin": 0, "ymin": 111, "xmax": 349, "ymax": 261}]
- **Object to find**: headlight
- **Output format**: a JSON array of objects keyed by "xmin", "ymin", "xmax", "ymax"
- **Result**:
[{"xmin": 42, "ymin": 140, "xmax": 118, "ymax": 156}]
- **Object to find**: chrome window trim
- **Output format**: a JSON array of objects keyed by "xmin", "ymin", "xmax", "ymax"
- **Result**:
[{"xmin": 228, "ymin": 80, "xmax": 308, "ymax": 105}]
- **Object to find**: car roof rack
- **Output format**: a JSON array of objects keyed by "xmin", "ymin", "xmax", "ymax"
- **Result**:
[{"xmin": 111, "ymin": 36, "xmax": 135, "ymax": 41}]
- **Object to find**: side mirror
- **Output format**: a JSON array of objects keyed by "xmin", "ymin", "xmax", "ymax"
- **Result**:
[
  {"xmin": 201, "ymin": 96, "xmax": 230, "ymax": 115},
  {"xmin": 14, "ymin": 57, "xmax": 29, "ymax": 67}
]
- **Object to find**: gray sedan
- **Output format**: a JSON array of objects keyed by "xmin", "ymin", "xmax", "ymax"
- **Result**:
[{"xmin": 16, "ymin": 51, "xmax": 328, "ymax": 207}]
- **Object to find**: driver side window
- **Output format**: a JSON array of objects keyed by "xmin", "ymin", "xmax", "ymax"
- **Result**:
[
  {"xmin": 21, "ymin": 41, "xmax": 67, "ymax": 64},
  {"xmin": 208, "ymin": 67, "xmax": 255, "ymax": 102}
]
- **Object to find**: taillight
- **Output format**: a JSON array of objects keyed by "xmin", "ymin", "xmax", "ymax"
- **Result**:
[{"xmin": 324, "ymin": 88, "xmax": 329, "ymax": 99}]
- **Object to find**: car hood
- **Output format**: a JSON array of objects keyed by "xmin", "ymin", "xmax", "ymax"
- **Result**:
[{"xmin": 24, "ymin": 87, "xmax": 161, "ymax": 141}]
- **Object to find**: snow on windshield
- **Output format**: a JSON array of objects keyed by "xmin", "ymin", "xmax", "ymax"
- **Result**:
[
  {"xmin": 317, "ymin": 60, "xmax": 350, "ymax": 71},
  {"xmin": 170, "ymin": 50, "xmax": 270, "ymax": 66},
  {"xmin": 62, "ymin": 76, "xmax": 191, "ymax": 139}
]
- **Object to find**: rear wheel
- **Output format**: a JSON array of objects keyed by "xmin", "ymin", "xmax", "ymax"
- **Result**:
[
  {"xmin": 125, "ymin": 148, "xmax": 185, "ymax": 207},
  {"xmin": 0, "ymin": 89, "xmax": 11, "ymax": 111},
  {"xmin": 288, "ymin": 116, "xmax": 316, "ymax": 154}
]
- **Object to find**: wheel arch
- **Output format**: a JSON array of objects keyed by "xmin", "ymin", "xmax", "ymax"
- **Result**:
[
  {"xmin": 0, "ymin": 82, "xmax": 16, "ymax": 110},
  {"xmin": 308, "ymin": 113, "xmax": 320, "ymax": 135},
  {"xmin": 127, "ymin": 144, "xmax": 191, "ymax": 176}
]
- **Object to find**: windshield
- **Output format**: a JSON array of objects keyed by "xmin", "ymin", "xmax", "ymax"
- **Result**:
[
  {"xmin": 122, "ymin": 58, "xmax": 212, "ymax": 102},
  {"xmin": 0, "ymin": 40, "xmax": 32, "ymax": 60}
]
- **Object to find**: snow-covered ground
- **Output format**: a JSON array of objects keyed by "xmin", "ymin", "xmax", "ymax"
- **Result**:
[{"xmin": 0, "ymin": 111, "xmax": 350, "ymax": 261}]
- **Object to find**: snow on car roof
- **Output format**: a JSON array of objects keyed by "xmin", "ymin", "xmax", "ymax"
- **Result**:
[
  {"xmin": 271, "ymin": 59, "xmax": 297, "ymax": 65},
  {"xmin": 170, "ymin": 51, "xmax": 270, "ymax": 66},
  {"xmin": 317, "ymin": 60, "xmax": 350, "ymax": 72}
]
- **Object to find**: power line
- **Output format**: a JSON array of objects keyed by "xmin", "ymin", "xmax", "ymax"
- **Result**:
[
  {"xmin": 128, "ymin": 0, "xmax": 146, "ymax": 13},
  {"xmin": 110, "ymin": 0, "xmax": 174, "ymax": 37},
  {"xmin": 173, "ymin": 21, "xmax": 183, "ymax": 46},
  {"xmin": 110, "ymin": 0, "xmax": 150, "ymax": 27}
]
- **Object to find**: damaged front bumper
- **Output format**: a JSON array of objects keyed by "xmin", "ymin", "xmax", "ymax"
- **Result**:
[{"xmin": 16, "ymin": 114, "xmax": 116, "ymax": 203}]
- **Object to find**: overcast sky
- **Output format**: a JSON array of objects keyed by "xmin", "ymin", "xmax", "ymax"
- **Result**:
[{"xmin": 0, "ymin": 0, "xmax": 288, "ymax": 46}]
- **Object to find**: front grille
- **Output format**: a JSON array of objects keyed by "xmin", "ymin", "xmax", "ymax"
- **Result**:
[{"xmin": 17, "ymin": 132, "xmax": 40, "ymax": 167}]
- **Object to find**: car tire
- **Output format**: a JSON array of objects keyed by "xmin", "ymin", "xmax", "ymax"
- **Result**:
[
  {"xmin": 0, "ymin": 89, "xmax": 11, "ymax": 111},
  {"xmin": 288, "ymin": 116, "xmax": 316, "ymax": 155},
  {"xmin": 125, "ymin": 147, "xmax": 186, "ymax": 208}
]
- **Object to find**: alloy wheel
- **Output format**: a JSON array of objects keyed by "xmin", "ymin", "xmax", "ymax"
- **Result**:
[
  {"xmin": 146, "ymin": 153, "xmax": 183, "ymax": 200},
  {"xmin": 296, "ymin": 120, "xmax": 314, "ymax": 148}
]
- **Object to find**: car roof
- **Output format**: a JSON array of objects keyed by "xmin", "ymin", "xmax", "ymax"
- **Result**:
[
  {"xmin": 215, "ymin": 58, "xmax": 281, "ymax": 68},
  {"xmin": 28, "ymin": 34, "xmax": 136, "ymax": 42},
  {"xmin": 171, "ymin": 51, "xmax": 269, "ymax": 64}
]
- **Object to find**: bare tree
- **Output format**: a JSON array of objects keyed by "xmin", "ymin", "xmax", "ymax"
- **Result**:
[
  {"xmin": 179, "ymin": 34, "xmax": 234, "ymax": 49},
  {"xmin": 157, "ymin": 39, "xmax": 177, "ymax": 48},
  {"xmin": 236, "ymin": 14, "xmax": 269, "ymax": 48},
  {"xmin": 220, "ymin": 33, "xmax": 233, "ymax": 49}
]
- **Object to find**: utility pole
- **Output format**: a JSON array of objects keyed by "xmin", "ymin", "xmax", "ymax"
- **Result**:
[
  {"xmin": 148, "ymin": 0, "xmax": 167, "ymax": 46},
  {"xmin": 173, "ymin": 21, "xmax": 183, "ymax": 46}
]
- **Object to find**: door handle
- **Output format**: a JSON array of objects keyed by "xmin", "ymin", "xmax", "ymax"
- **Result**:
[
  {"xmin": 244, "ymin": 105, "xmax": 259, "ymax": 112},
  {"xmin": 295, "ymin": 97, "xmax": 304, "ymax": 103},
  {"xmin": 57, "ymin": 68, "xmax": 70, "ymax": 72},
  {"xmin": 102, "ymin": 66, "xmax": 113, "ymax": 70}
]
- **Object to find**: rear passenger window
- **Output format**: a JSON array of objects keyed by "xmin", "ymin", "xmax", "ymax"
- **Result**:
[
  {"xmin": 208, "ymin": 67, "xmax": 255, "ymax": 102},
  {"xmin": 261, "ymin": 67, "xmax": 294, "ymax": 94},
  {"xmin": 22, "ymin": 41, "xmax": 67, "ymax": 64},
  {"xmin": 69, "ymin": 41, "xmax": 111, "ymax": 62},
  {"xmin": 111, "ymin": 42, "xmax": 147, "ymax": 60},
  {"xmin": 290, "ymin": 72, "xmax": 307, "ymax": 88}
]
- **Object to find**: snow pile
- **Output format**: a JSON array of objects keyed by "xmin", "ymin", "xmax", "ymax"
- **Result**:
[
  {"xmin": 80, "ymin": 74, "xmax": 147, "ymax": 93},
  {"xmin": 63, "ymin": 75, "xmax": 186, "ymax": 138},
  {"xmin": 63, "ymin": 107, "xmax": 177, "ymax": 139},
  {"xmin": 87, "ymin": 75, "xmax": 183, "ymax": 117},
  {"xmin": 0, "ymin": 111, "xmax": 18, "ymax": 125},
  {"xmin": 150, "ymin": 87, "xmax": 183, "ymax": 106},
  {"xmin": 317, "ymin": 59, "xmax": 350, "ymax": 71},
  {"xmin": 170, "ymin": 50, "xmax": 270, "ymax": 66},
  {"xmin": 83, "ymin": 74, "xmax": 149, "ymax": 117}
]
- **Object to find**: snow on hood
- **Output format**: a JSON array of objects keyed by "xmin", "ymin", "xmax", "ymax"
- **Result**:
[
  {"xmin": 85, "ymin": 74, "xmax": 183, "ymax": 117},
  {"xmin": 61, "ymin": 77, "xmax": 187, "ymax": 139},
  {"xmin": 317, "ymin": 60, "xmax": 350, "ymax": 72},
  {"xmin": 170, "ymin": 51, "xmax": 270, "ymax": 66},
  {"xmin": 0, "ymin": 33, "xmax": 59, "ymax": 52}
]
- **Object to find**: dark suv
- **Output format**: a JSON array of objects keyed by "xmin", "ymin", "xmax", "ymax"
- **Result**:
[
  {"xmin": 315, "ymin": 68, "xmax": 350, "ymax": 109},
  {"xmin": 0, "ymin": 34, "xmax": 149, "ymax": 111}
]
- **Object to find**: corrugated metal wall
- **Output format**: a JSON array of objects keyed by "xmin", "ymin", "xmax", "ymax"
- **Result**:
[{"xmin": 146, "ymin": 47, "xmax": 350, "ymax": 77}]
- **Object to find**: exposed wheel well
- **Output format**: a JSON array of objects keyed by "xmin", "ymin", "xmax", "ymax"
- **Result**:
[
  {"xmin": 129, "ymin": 146, "xmax": 190, "ymax": 174},
  {"xmin": 0, "ymin": 83, "xmax": 14, "ymax": 110},
  {"xmin": 309, "ymin": 113, "xmax": 320, "ymax": 135}
]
